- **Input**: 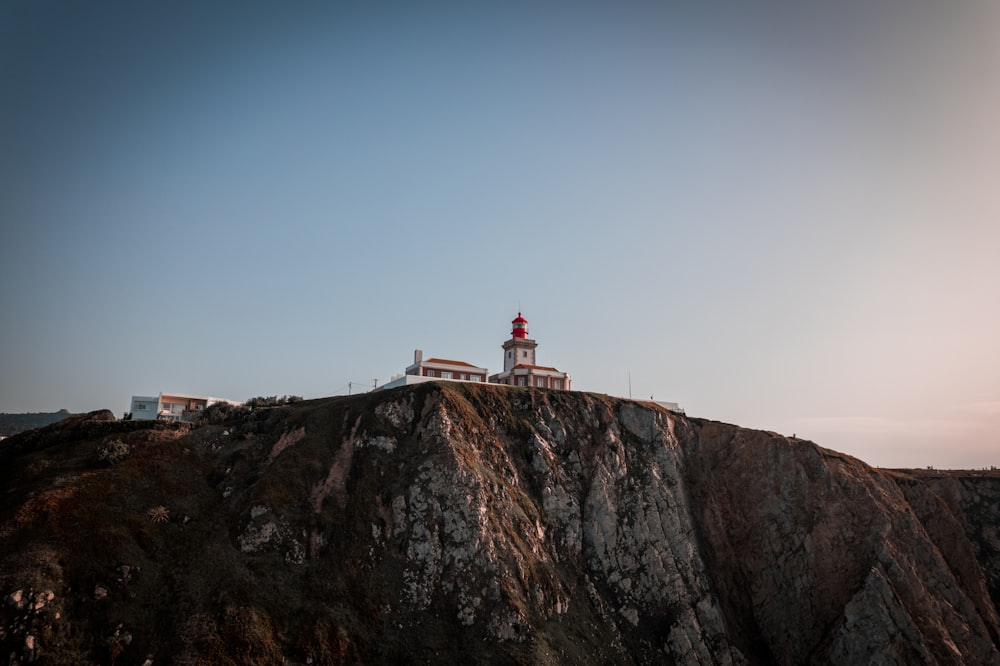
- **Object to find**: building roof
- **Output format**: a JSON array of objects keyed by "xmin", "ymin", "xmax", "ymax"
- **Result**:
[
  {"xmin": 424, "ymin": 358, "xmax": 481, "ymax": 369},
  {"xmin": 512, "ymin": 363, "xmax": 562, "ymax": 372}
]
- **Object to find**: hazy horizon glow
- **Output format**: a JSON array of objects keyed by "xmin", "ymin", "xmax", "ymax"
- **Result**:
[{"xmin": 2, "ymin": 2, "xmax": 998, "ymax": 469}]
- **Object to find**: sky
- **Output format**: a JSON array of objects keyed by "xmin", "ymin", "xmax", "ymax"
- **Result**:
[{"xmin": 2, "ymin": 1, "xmax": 998, "ymax": 469}]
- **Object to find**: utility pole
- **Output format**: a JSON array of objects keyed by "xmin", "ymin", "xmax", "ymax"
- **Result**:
[{"xmin": 348, "ymin": 381, "xmax": 352, "ymax": 396}]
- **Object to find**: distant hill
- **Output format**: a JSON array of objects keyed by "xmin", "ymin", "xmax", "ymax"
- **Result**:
[{"xmin": 0, "ymin": 409, "xmax": 71, "ymax": 436}]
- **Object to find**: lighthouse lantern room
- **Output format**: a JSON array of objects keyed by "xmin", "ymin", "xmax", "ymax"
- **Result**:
[{"xmin": 511, "ymin": 313, "xmax": 529, "ymax": 339}]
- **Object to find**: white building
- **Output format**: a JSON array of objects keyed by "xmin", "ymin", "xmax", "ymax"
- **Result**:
[
  {"xmin": 379, "ymin": 350, "xmax": 488, "ymax": 390},
  {"xmin": 129, "ymin": 392, "xmax": 241, "ymax": 421},
  {"xmin": 130, "ymin": 395, "xmax": 159, "ymax": 418}
]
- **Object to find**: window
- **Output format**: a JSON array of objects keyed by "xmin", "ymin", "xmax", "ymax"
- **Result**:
[
  {"xmin": 442, "ymin": 371, "xmax": 452, "ymax": 379},
  {"xmin": 537, "ymin": 378, "xmax": 545, "ymax": 387},
  {"xmin": 517, "ymin": 377, "xmax": 526, "ymax": 386},
  {"xmin": 554, "ymin": 380, "xmax": 562, "ymax": 390},
  {"xmin": 508, "ymin": 351, "xmax": 512, "ymax": 358},
  {"xmin": 471, "ymin": 375, "xmax": 481, "ymax": 382},
  {"xmin": 136, "ymin": 404, "xmax": 146, "ymax": 410},
  {"xmin": 427, "ymin": 370, "xmax": 435, "ymax": 377}
]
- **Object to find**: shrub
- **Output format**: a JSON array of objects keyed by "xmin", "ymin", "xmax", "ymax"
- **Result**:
[
  {"xmin": 198, "ymin": 402, "xmax": 249, "ymax": 424},
  {"xmin": 245, "ymin": 395, "xmax": 303, "ymax": 408},
  {"xmin": 97, "ymin": 438, "xmax": 130, "ymax": 465}
]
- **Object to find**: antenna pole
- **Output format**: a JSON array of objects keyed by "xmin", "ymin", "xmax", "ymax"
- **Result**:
[{"xmin": 628, "ymin": 371, "xmax": 632, "ymax": 399}]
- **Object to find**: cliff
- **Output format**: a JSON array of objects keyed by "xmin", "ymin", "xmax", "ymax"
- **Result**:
[{"xmin": 1, "ymin": 383, "xmax": 998, "ymax": 664}]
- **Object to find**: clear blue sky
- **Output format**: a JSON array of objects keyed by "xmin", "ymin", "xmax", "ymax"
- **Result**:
[{"xmin": 2, "ymin": 1, "xmax": 998, "ymax": 468}]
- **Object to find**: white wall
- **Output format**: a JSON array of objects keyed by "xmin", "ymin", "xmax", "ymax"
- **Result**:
[{"xmin": 130, "ymin": 396, "xmax": 159, "ymax": 420}]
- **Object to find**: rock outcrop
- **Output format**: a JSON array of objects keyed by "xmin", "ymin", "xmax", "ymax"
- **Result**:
[{"xmin": 0, "ymin": 383, "xmax": 997, "ymax": 664}]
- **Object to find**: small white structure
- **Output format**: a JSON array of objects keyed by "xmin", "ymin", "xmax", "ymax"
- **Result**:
[
  {"xmin": 129, "ymin": 392, "xmax": 241, "ymax": 421},
  {"xmin": 379, "ymin": 350, "xmax": 488, "ymax": 390},
  {"xmin": 645, "ymin": 399, "xmax": 685, "ymax": 414}
]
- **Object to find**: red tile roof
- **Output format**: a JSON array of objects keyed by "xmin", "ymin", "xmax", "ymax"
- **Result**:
[
  {"xmin": 425, "ymin": 358, "xmax": 481, "ymax": 368},
  {"xmin": 512, "ymin": 363, "xmax": 561, "ymax": 372}
]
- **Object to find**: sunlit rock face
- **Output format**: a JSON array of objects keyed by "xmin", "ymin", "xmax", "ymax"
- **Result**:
[{"xmin": 1, "ymin": 384, "xmax": 998, "ymax": 664}]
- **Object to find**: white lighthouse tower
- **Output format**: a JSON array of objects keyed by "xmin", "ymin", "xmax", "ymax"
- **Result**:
[
  {"xmin": 502, "ymin": 312, "xmax": 537, "ymax": 371},
  {"xmin": 489, "ymin": 312, "xmax": 571, "ymax": 389}
]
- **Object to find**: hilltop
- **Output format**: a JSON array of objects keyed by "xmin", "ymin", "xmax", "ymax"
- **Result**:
[
  {"xmin": 0, "ymin": 383, "xmax": 998, "ymax": 664},
  {"xmin": 0, "ymin": 410, "xmax": 71, "ymax": 437}
]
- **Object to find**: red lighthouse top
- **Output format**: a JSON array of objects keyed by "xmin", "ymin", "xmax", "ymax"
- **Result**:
[{"xmin": 511, "ymin": 312, "xmax": 528, "ymax": 338}]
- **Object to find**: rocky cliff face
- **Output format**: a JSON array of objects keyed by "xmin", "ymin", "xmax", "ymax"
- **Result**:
[{"xmin": 1, "ymin": 383, "xmax": 998, "ymax": 664}]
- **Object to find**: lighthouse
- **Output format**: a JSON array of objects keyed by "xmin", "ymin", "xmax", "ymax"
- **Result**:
[
  {"xmin": 503, "ymin": 312, "xmax": 538, "ymax": 371},
  {"xmin": 489, "ymin": 312, "xmax": 571, "ymax": 389}
]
